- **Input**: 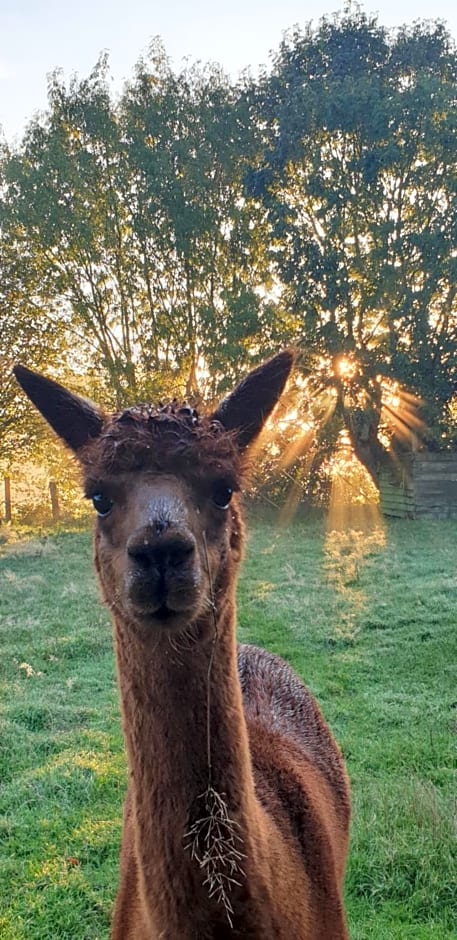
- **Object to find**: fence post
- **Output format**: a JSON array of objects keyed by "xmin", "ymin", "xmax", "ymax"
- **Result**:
[
  {"xmin": 4, "ymin": 477, "xmax": 12, "ymax": 522},
  {"xmin": 49, "ymin": 480, "xmax": 60, "ymax": 522}
]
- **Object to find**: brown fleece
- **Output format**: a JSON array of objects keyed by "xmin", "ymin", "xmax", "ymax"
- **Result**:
[{"xmin": 13, "ymin": 351, "xmax": 350, "ymax": 939}]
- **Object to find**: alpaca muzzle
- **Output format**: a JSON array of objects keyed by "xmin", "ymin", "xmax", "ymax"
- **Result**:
[{"xmin": 125, "ymin": 524, "xmax": 202, "ymax": 623}]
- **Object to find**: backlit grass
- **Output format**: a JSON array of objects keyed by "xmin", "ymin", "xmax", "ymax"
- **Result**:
[{"xmin": 0, "ymin": 517, "xmax": 456, "ymax": 938}]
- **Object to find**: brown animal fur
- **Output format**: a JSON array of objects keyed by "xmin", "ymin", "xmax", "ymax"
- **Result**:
[{"xmin": 14, "ymin": 352, "xmax": 351, "ymax": 939}]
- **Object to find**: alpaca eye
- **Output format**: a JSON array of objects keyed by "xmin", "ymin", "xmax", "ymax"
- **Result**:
[
  {"xmin": 92, "ymin": 493, "xmax": 113, "ymax": 517},
  {"xmin": 211, "ymin": 482, "xmax": 233, "ymax": 510}
]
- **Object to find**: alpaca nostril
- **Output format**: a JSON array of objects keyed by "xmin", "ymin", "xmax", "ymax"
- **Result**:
[
  {"xmin": 127, "ymin": 531, "xmax": 196, "ymax": 572},
  {"xmin": 128, "ymin": 548, "xmax": 152, "ymax": 570},
  {"xmin": 127, "ymin": 539, "xmax": 156, "ymax": 571},
  {"xmin": 168, "ymin": 540, "xmax": 195, "ymax": 568}
]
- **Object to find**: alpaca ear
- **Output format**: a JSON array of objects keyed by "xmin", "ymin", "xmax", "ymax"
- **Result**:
[
  {"xmin": 13, "ymin": 365, "xmax": 103, "ymax": 453},
  {"xmin": 212, "ymin": 350, "xmax": 295, "ymax": 449}
]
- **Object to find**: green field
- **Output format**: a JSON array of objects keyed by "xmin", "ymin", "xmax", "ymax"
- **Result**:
[{"xmin": 0, "ymin": 516, "xmax": 456, "ymax": 939}]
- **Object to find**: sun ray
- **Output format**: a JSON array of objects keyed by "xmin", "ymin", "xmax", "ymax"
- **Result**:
[
  {"xmin": 326, "ymin": 431, "xmax": 384, "ymax": 533},
  {"xmin": 278, "ymin": 447, "xmax": 318, "ymax": 528}
]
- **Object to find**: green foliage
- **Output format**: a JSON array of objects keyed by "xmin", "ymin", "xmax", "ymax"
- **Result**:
[
  {"xmin": 0, "ymin": 518, "xmax": 455, "ymax": 936},
  {"xmin": 0, "ymin": 141, "xmax": 67, "ymax": 462},
  {"xmin": 251, "ymin": 10, "xmax": 457, "ymax": 463},
  {"xmin": 0, "ymin": 45, "xmax": 271, "ymax": 419},
  {"xmin": 1, "ymin": 12, "xmax": 457, "ymax": 482}
]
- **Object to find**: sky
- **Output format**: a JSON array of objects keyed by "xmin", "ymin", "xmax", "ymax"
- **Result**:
[{"xmin": 1, "ymin": 0, "xmax": 457, "ymax": 143}]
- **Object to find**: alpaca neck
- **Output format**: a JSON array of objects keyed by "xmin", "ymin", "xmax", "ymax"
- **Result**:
[{"xmin": 113, "ymin": 599, "xmax": 259, "ymax": 933}]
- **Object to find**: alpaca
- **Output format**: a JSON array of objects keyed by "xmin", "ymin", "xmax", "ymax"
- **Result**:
[{"xmin": 14, "ymin": 351, "xmax": 351, "ymax": 939}]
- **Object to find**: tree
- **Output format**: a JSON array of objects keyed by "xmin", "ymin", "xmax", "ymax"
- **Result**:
[
  {"xmin": 249, "ymin": 9, "xmax": 457, "ymax": 478},
  {"xmin": 1, "ymin": 44, "xmax": 275, "ymax": 423},
  {"xmin": 1, "ymin": 57, "xmax": 144, "ymax": 409},
  {"xmin": 120, "ymin": 40, "xmax": 275, "ymax": 398},
  {"xmin": 0, "ymin": 141, "xmax": 68, "ymax": 462}
]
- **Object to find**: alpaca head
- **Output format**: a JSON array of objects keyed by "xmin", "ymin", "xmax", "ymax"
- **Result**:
[{"xmin": 14, "ymin": 352, "xmax": 294, "ymax": 639}]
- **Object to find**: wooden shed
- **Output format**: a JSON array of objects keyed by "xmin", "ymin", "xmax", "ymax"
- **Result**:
[{"xmin": 379, "ymin": 452, "xmax": 457, "ymax": 519}]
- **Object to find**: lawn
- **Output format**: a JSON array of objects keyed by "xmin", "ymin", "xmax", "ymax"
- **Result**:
[{"xmin": 0, "ymin": 515, "xmax": 455, "ymax": 939}]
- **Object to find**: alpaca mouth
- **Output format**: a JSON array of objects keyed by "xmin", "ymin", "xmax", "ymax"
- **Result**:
[
  {"xmin": 126, "ymin": 573, "xmax": 203, "ymax": 629},
  {"xmin": 131, "ymin": 599, "xmax": 192, "ymax": 630},
  {"xmin": 133, "ymin": 602, "xmax": 175, "ymax": 623},
  {"xmin": 154, "ymin": 604, "xmax": 174, "ymax": 621}
]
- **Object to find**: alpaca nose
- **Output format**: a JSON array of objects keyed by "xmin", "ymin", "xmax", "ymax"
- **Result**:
[{"xmin": 127, "ymin": 527, "xmax": 196, "ymax": 573}]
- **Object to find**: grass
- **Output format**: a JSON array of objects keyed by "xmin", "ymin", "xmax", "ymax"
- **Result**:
[{"xmin": 0, "ymin": 515, "xmax": 456, "ymax": 938}]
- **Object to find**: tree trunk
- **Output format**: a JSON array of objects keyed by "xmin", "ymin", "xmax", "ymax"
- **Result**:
[
  {"xmin": 4, "ymin": 477, "xmax": 12, "ymax": 523},
  {"xmin": 49, "ymin": 481, "xmax": 60, "ymax": 522}
]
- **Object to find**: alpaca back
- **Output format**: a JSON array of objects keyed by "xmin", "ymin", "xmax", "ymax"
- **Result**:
[{"xmin": 238, "ymin": 645, "xmax": 350, "ymax": 905}]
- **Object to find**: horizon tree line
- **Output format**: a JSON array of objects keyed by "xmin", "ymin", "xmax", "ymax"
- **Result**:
[{"xmin": 1, "ymin": 8, "xmax": 456, "ymax": 493}]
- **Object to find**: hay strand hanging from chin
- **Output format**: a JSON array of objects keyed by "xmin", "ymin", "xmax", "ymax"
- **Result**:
[{"xmin": 184, "ymin": 786, "xmax": 246, "ymax": 927}]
